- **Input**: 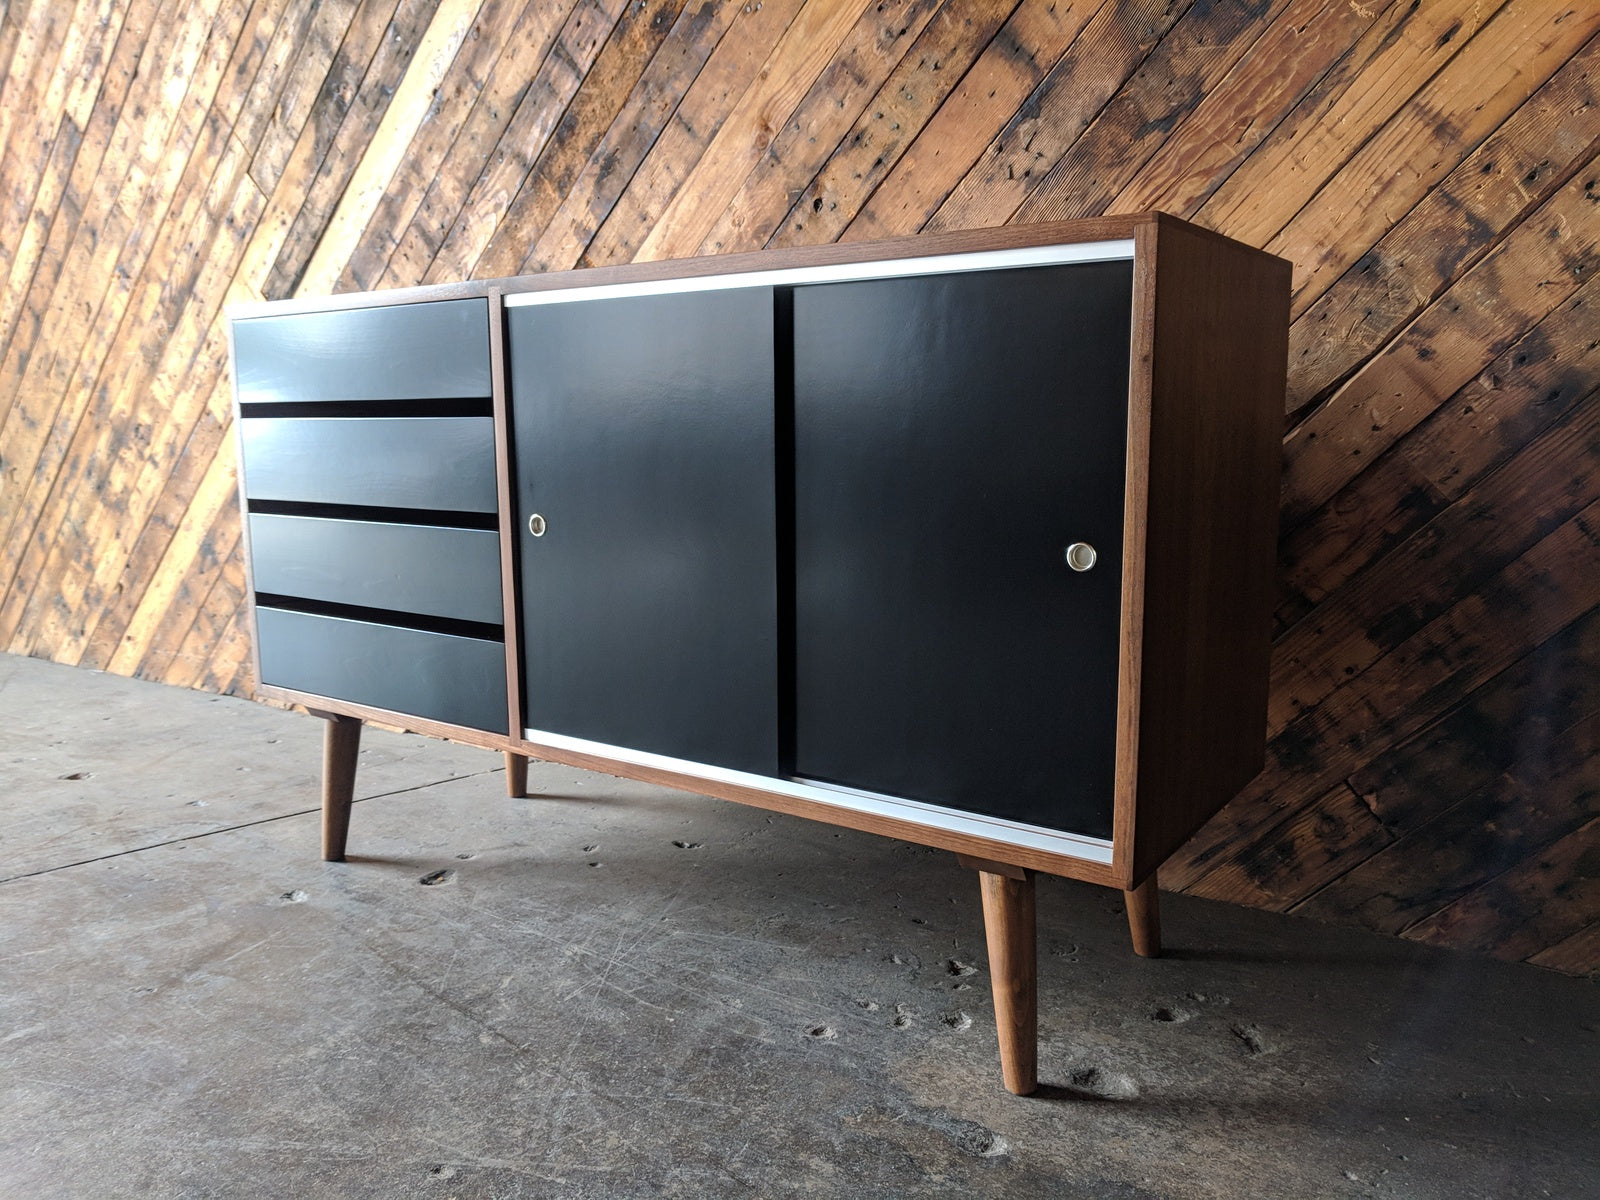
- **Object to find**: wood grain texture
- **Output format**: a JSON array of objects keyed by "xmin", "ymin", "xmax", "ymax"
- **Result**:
[
  {"xmin": 319, "ymin": 711, "xmax": 362, "ymax": 861},
  {"xmin": 1122, "ymin": 215, "xmax": 1288, "ymax": 885},
  {"xmin": 1125, "ymin": 875, "xmax": 1161, "ymax": 958},
  {"xmin": 1, "ymin": 0, "xmax": 1595, "ymax": 972},
  {"xmin": 976, "ymin": 867, "xmax": 1038, "ymax": 1095}
]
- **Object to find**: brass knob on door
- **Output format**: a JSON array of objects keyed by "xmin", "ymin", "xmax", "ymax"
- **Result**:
[
  {"xmin": 1064, "ymin": 542, "xmax": 1096, "ymax": 572},
  {"xmin": 528, "ymin": 513, "xmax": 547, "ymax": 537}
]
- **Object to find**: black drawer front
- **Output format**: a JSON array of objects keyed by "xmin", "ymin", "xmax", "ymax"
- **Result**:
[
  {"xmin": 256, "ymin": 608, "xmax": 507, "ymax": 733},
  {"xmin": 249, "ymin": 514, "xmax": 502, "ymax": 626},
  {"xmin": 233, "ymin": 298, "xmax": 491, "ymax": 404},
  {"xmin": 238, "ymin": 417, "xmax": 497, "ymax": 512}
]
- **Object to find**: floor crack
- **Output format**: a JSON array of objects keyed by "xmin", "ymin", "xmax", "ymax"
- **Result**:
[{"xmin": 0, "ymin": 768, "xmax": 502, "ymax": 884}]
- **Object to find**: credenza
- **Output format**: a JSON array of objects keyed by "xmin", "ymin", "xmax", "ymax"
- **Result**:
[{"xmin": 229, "ymin": 215, "xmax": 1290, "ymax": 1094}]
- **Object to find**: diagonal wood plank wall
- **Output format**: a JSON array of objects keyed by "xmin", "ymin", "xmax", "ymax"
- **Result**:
[{"xmin": 1, "ymin": 0, "xmax": 1596, "ymax": 974}]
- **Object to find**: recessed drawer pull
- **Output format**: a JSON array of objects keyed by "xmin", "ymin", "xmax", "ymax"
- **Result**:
[{"xmin": 528, "ymin": 513, "xmax": 547, "ymax": 537}]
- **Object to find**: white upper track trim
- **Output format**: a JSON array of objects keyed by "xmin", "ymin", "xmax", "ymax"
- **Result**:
[{"xmin": 503, "ymin": 239, "xmax": 1137, "ymax": 307}]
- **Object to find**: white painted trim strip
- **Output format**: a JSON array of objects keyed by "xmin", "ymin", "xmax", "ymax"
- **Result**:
[
  {"xmin": 524, "ymin": 727, "xmax": 1116, "ymax": 866},
  {"xmin": 503, "ymin": 239, "xmax": 1136, "ymax": 307}
]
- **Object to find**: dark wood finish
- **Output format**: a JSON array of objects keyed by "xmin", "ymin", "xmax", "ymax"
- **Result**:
[
  {"xmin": 317, "ymin": 712, "xmax": 361, "ymax": 862},
  {"xmin": 232, "ymin": 298, "xmax": 491, "ymax": 404},
  {"xmin": 255, "ymin": 681, "xmax": 1125, "ymax": 887},
  {"xmin": 507, "ymin": 286, "xmax": 780, "ymax": 776},
  {"xmin": 1117, "ymin": 216, "xmax": 1290, "ymax": 886},
  {"xmin": 957, "ymin": 854, "xmax": 1030, "ymax": 881},
  {"xmin": 247, "ymin": 514, "xmax": 503, "ymax": 625},
  {"xmin": 237, "ymin": 417, "xmax": 498, "ymax": 513},
  {"xmin": 504, "ymin": 751, "xmax": 529, "ymax": 799},
  {"xmin": 256, "ymin": 607, "xmax": 507, "ymax": 734},
  {"xmin": 1125, "ymin": 876, "xmax": 1161, "ymax": 958},
  {"xmin": 976, "ymin": 866, "xmax": 1038, "ymax": 1096},
  {"xmin": 791, "ymin": 261, "xmax": 1131, "ymax": 837}
]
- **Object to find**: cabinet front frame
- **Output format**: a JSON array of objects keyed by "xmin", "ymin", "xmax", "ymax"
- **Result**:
[{"xmin": 230, "ymin": 214, "xmax": 1287, "ymax": 892}]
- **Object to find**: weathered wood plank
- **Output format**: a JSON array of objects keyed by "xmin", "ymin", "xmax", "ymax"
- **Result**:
[
  {"xmin": 0, "ymin": 0, "xmax": 78, "ymax": 226},
  {"xmin": 852, "ymin": 0, "xmax": 1103, "ymax": 240},
  {"xmin": 227, "ymin": 0, "xmax": 326, "ymax": 161},
  {"xmin": 635, "ymin": 0, "xmax": 871, "ymax": 261},
  {"xmin": 1183, "ymin": 784, "xmax": 1395, "ymax": 911},
  {"xmin": 246, "ymin": 0, "xmax": 365, "ymax": 196},
  {"xmin": 583, "ymin": 0, "xmax": 807, "ymax": 267},
  {"xmin": 261, "ymin": 0, "xmax": 430, "ymax": 300},
  {"xmin": 1280, "ymin": 158, "xmax": 1600, "ymax": 529},
  {"xmin": 470, "ymin": 0, "xmax": 691, "ymax": 280},
  {"xmin": 136, "ymin": 473, "xmax": 246, "ymax": 687},
  {"xmin": 1299, "ymin": 706, "xmax": 1600, "ymax": 936},
  {"xmin": 30, "ymin": 0, "xmax": 270, "ymax": 665},
  {"xmin": 1197, "ymin": 0, "xmax": 1504, "ymax": 249},
  {"xmin": 166, "ymin": 546, "xmax": 248, "ymax": 691},
  {"xmin": 0, "ymin": 118, "xmax": 84, "ymax": 431},
  {"xmin": 1274, "ymin": 0, "xmax": 1600, "ymax": 316},
  {"xmin": 368, "ymin": 0, "xmax": 587, "ymax": 288},
  {"xmin": 1285, "ymin": 33, "xmax": 1600, "ymax": 417},
  {"xmin": 759, "ymin": 0, "xmax": 1022, "ymax": 248},
  {"xmin": 58, "ymin": 167, "xmax": 264, "ymax": 669},
  {"xmin": 517, "ymin": 0, "xmax": 740, "ymax": 274},
  {"xmin": 1528, "ymin": 922, "xmax": 1600, "ymax": 976},
  {"xmin": 0, "ymin": 0, "xmax": 122, "ymax": 360},
  {"xmin": 75, "ymin": 145, "xmax": 269, "ymax": 668},
  {"xmin": 1402, "ymin": 815, "xmax": 1600, "ymax": 961},
  {"xmin": 12, "ymin": 1, "xmax": 263, "ymax": 662},
  {"xmin": 696, "ymin": 0, "xmax": 942, "ymax": 255},
  {"xmin": 0, "ymin": 0, "xmax": 157, "ymax": 392},
  {"xmin": 0, "ymin": 0, "xmax": 34, "ymax": 128},
  {"xmin": 1269, "ymin": 385, "xmax": 1600, "ymax": 734},
  {"xmin": 210, "ymin": 0, "xmax": 306, "ymax": 135},
  {"xmin": 1014, "ymin": 0, "xmax": 1306, "ymax": 226},
  {"xmin": 1108, "ymin": 0, "xmax": 1389, "ymax": 218},
  {"xmin": 294, "ymin": 0, "xmax": 486, "ymax": 296},
  {"xmin": 199, "ymin": 601, "xmax": 256, "ymax": 699},
  {"xmin": 0, "ymin": 0, "xmax": 223, "ymax": 647},
  {"xmin": 1350, "ymin": 605, "xmax": 1600, "ymax": 830},
  {"xmin": 1168, "ymin": 499, "xmax": 1600, "ymax": 892},
  {"xmin": 419, "ymin": 0, "xmax": 629, "ymax": 284},
  {"xmin": 1278, "ymin": 280, "xmax": 1600, "ymax": 627},
  {"xmin": 104, "ymin": 380, "xmax": 246, "ymax": 677},
  {"xmin": 335, "ymin": 0, "xmax": 538, "ymax": 291}
]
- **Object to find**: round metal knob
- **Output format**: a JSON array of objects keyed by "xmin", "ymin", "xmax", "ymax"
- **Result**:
[
  {"xmin": 527, "ymin": 513, "xmax": 547, "ymax": 538},
  {"xmin": 1064, "ymin": 542, "xmax": 1097, "ymax": 572}
]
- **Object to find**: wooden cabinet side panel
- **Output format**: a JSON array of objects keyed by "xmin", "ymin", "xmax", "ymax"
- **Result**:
[{"xmin": 1130, "ymin": 216, "xmax": 1290, "ymax": 883}]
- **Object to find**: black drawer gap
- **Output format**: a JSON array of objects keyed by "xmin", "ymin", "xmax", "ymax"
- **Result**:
[
  {"xmin": 246, "ymin": 499, "xmax": 498, "ymax": 530},
  {"xmin": 255, "ymin": 594, "xmax": 503, "ymax": 642},
  {"xmin": 774, "ymin": 286, "xmax": 797, "ymax": 777},
  {"xmin": 239, "ymin": 398, "xmax": 492, "ymax": 419}
]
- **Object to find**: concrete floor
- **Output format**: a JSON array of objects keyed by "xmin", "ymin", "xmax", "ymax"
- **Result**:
[{"xmin": 1, "ymin": 655, "xmax": 1595, "ymax": 1199}]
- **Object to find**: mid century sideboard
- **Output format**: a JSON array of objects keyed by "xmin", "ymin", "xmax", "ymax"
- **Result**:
[{"xmin": 228, "ymin": 215, "xmax": 1290, "ymax": 1094}]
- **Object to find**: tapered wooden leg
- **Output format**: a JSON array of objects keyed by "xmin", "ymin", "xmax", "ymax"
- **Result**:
[
  {"xmin": 505, "ymin": 751, "xmax": 529, "ymax": 798},
  {"xmin": 1125, "ymin": 874, "xmax": 1161, "ymax": 958},
  {"xmin": 319, "ymin": 714, "xmax": 361, "ymax": 862},
  {"xmin": 961, "ymin": 855, "xmax": 1038, "ymax": 1096}
]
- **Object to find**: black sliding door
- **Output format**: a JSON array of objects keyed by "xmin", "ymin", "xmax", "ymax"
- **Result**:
[
  {"xmin": 791, "ymin": 261, "xmax": 1133, "ymax": 837},
  {"xmin": 507, "ymin": 287, "xmax": 780, "ymax": 777}
]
